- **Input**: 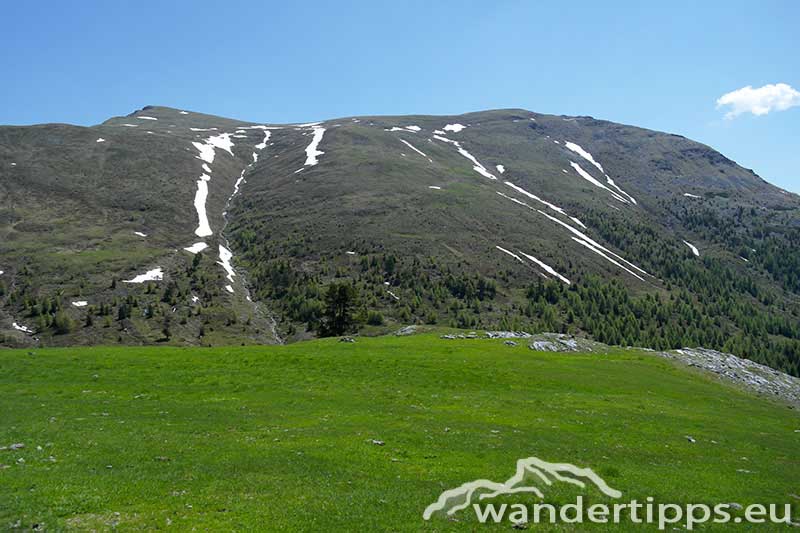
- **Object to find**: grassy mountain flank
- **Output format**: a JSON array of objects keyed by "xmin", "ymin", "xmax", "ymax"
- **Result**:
[{"xmin": 1, "ymin": 106, "xmax": 799, "ymax": 375}]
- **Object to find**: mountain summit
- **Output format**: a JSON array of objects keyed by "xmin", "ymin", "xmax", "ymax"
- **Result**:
[{"xmin": 1, "ymin": 106, "xmax": 798, "ymax": 375}]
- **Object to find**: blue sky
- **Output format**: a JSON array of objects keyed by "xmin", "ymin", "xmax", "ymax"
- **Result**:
[{"xmin": 3, "ymin": 0, "xmax": 798, "ymax": 192}]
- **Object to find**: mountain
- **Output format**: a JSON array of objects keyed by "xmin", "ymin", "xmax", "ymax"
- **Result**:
[{"xmin": 1, "ymin": 106, "xmax": 799, "ymax": 375}]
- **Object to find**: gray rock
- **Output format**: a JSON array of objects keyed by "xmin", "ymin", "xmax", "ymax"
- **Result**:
[
  {"xmin": 504, "ymin": 340, "xmax": 517, "ymax": 346},
  {"xmin": 395, "ymin": 325, "xmax": 418, "ymax": 336},
  {"xmin": 530, "ymin": 341, "xmax": 559, "ymax": 352},
  {"xmin": 339, "ymin": 337, "xmax": 356, "ymax": 343},
  {"xmin": 486, "ymin": 331, "xmax": 532, "ymax": 339}
]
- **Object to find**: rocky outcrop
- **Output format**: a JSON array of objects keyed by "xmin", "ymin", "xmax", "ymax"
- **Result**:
[{"xmin": 661, "ymin": 348, "xmax": 800, "ymax": 405}]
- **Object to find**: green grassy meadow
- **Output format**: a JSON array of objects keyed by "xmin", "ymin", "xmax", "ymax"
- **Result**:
[{"xmin": 1, "ymin": 334, "xmax": 798, "ymax": 531}]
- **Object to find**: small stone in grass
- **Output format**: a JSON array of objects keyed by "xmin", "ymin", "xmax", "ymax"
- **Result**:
[
  {"xmin": 371, "ymin": 439, "xmax": 385, "ymax": 446},
  {"xmin": 685, "ymin": 435, "xmax": 696, "ymax": 443}
]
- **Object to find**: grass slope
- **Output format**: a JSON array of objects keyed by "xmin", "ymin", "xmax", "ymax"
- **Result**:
[{"xmin": 1, "ymin": 334, "xmax": 798, "ymax": 530}]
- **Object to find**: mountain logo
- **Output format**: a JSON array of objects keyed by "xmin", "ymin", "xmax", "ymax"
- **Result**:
[{"xmin": 422, "ymin": 456, "xmax": 622, "ymax": 520}]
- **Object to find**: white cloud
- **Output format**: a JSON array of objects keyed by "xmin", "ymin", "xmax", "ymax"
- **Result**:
[{"xmin": 716, "ymin": 83, "xmax": 800, "ymax": 119}]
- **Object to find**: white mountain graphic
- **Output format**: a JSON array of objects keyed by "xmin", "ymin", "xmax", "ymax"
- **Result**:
[{"xmin": 423, "ymin": 456, "xmax": 622, "ymax": 520}]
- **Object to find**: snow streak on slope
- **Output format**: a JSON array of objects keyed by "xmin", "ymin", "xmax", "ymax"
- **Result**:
[
  {"xmin": 569, "ymin": 162, "xmax": 630, "ymax": 204},
  {"xmin": 495, "ymin": 246, "xmax": 524, "ymax": 263},
  {"xmin": 570, "ymin": 238, "xmax": 645, "ymax": 281},
  {"xmin": 683, "ymin": 193, "xmax": 702, "ymax": 199},
  {"xmin": 503, "ymin": 183, "xmax": 586, "ymax": 229},
  {"xmin": 536, "ymin": 209, "xmax": 649, "ymax": 277},
  {"xmin": 518, "ymin": 251, "xmax": 571, "ymax": 285},
  {"xmin": 433, "ymin": 135, "xmax": 496, "ymax": 180},
  {"xmin": 683, "ymin": 240, "xmax": 700, "ymax": 256},
  {"xmin": 565, "ymin": 142, "xmax": 605, "ymax": 173},
  {"xmin": 193, "ymin": 174, "xmax": 213, "ymax": 237},
  {"xmin": 215, "ymin": 130, "xmax": 271, "ymax": 295},
  {"xmin": 565, "ymin": 142, "xmax": 637, "ymax": 204},
  {"xmin": 189, "ymin": 132, "xmax": 238, "ymax": 238},
  {"xmin": 72, "ymin": 301, "xmax": 88, "ymax": 307},
  {"xmin": 399, "ymin": 139, "xmax": 432, "ymax": 162},
  {"xmin": 496, "ymin": 191, "xmax": 649, "ymax": 281},
  {"xmin": 303, "ymin": 126, "xmax": 326, "ymax": 166}
]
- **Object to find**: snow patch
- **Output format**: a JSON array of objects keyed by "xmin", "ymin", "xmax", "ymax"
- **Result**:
[
  {"xmin": 193, "ymin": 174, "xmax": 212, "ymax": 237},
  {"xmin": 225, "ymin": 285, "xmax": 234, "ymax": 294},
  {"xmin": 255, "ymin": 130, "xmax": 271, "ymax": 150},
  {"xmin": 96, "ymin": 138, "xmax": 105, "ymax": 143},
  {"xmin": 179, "ymin": 111, "xmax": 189, "ymax": 115},
  {"xmin": 121, "ymin": 124, "xmax": 138, "ymax": 127},
  {"xmin": 217, "ymin": 245, "xmax": 236, "ymax": 283},
  {"xmin": 443, "ymin": 123, "xmax": 466, "ymax": 133},
  {"xmin": 303, "ymin": 126, "xmax": 326, "ymax": 166},
  {"xmin": 184, "ymin": 242, "xmax": 208, "ymax": 254},
  {"xmin": 137, "ymin": 116, "xmax": 158, "ymax": 121},
  {"xmin": 386, "ymin": 126, "xmax": 421, "ymax": 133},
  {"xmin": 428, "ymin": 186, "xmax": 442, "ymax": 190},
  {"xmin": 12, "ymin": 322, "xmax": 33, "ymax": 334},
  {"xmin": 683, "ymin": 240, "xmax": 700, "ymax": 257},
  {"xmin": 133, "ymin": 231, "xmax": 147, "ymax": 237},
  {"xmin": 123, "ymin": 267, "xmax": 164, "ymax": 284},
  {"xmin": 683, "ymin": 193, "xmax": 702, "ymax": 199},
  {"xmin": 496, "ymin": 165, "xmax": 505, "ymax": 174},
  {"xmin": 72, "ymin": 301, "xmax": 88, "ymax": 307}
]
